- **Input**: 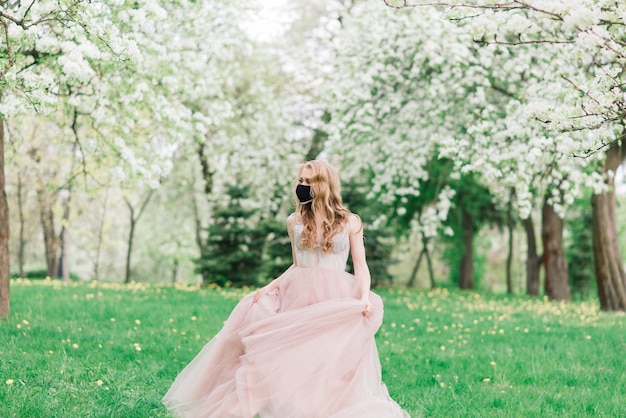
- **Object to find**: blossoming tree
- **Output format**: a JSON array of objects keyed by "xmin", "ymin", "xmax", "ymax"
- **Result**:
[
  {"xmin": 0, "ymin": 0, "xmax": 195, "ymax": 317},
  {"xmin": 383, "ymin": 0, "xmax": 626, "ymax": 310},
  {"xmin": 328, "ymin": 2, "xmax": 588, "ymax": 297},
  {"xmin": 0, "ymin": 0, "xmax": 113, "ymax": 318}
]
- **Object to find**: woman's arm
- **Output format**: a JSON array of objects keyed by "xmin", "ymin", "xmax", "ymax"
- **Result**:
[
  {"xmin": 253, "ymin": 214, "xmax": 298, "ymax": 303},
  {"xmin": 348, "ymin": 214, "xmax": 373, "ymax": 316}
]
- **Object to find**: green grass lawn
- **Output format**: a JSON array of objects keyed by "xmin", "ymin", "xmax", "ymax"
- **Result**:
[{"xmin": 1, "ymin": 279, "xmax": 625, "ymax": 418}]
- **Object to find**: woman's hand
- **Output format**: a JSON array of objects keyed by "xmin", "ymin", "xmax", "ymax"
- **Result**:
[
  {"xmin": 252, "ymin": 288, "xmax": 265, "ymax": 304},
  {"xmin": 252, "ymin": 264, "xmax": 294, "ymax": 306},
  {"xmin": 361, "ymin": 297, "xmax": 373, "ymax": 317},
  {"xmin": 252, "ymin": 285, "xmax": 274, "ymax": 304}
]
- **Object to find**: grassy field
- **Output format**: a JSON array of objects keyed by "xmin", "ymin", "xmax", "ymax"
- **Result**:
[{"xmin": 1, "ymin": 279, "xmax": 625, "ymax": 418}]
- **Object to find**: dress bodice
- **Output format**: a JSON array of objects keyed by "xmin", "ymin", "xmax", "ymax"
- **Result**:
[{"xmin": 293, "ymin": 223, "xmax": 350, "ymax": 271}]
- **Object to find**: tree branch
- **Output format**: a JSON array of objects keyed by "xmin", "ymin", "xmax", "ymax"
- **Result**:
[
  {"xmin": 474, "ymin": 37, "xmax": 575, "ymax": 46},
  {"xmin": 383, "ymin": 0, "xmax": 565, "ymax": 22},
  {"xmin": 16, "ymin": 1, "xmax": 82, "ymax": 29},
  {"xmin": 382, "ymin": 0, "xmax": 524, "ymax": 12},
  {"xmin": 0, "ymin": 18, "xmax": 15, "ymax": 78},
  {"xmin": 69, "ymin": 102, "xmax": 89, "ymax": 185}
]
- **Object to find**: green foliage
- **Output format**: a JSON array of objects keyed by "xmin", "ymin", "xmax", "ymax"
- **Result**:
[
  {"xmin": 388, "ymin": 157, "xmax": 455, "ymax": 237},
  {"xmin": 440, "ymin": 235, "xmax": 487, "ymax": 289},
  {"xmin": 361, "ymin": 228, "xmax": 396, "ymax": 287},
  {"xmin": 3, "ymin": 280, "xmax": 625, "ymax": 417},
  {"xmin": 566, "ymin": 196, "xmax": 596, "ymax": 301},
  {"xmin": 441, "ymin": 239, "xmax": 463, "ymax": 285},
  {"xmin": 444, "ymin": 173, "xmax": 504, "ymax": 236},
  {"xmin": 195, "ymin": 185, "xmax": 264, "ymax": 287},
  {"xmin": 257, "ymin": 217, "xmax": 293, "ymax": 283},
  {"xmin": 441, "ymin": 173, "xmax": 504, "ymax": 288},
  {"xmin": 342, "ymin": 180, "xmax": 396, "ymax": 287},
  {"xmin": 9, "ymin": 270, "xmax": 82, "ymax": 281}
]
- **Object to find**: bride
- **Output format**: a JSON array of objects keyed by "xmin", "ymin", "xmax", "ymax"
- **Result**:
[{"xmin": 163, "ymin": 160, "xmax": 409, "ymax": 418}]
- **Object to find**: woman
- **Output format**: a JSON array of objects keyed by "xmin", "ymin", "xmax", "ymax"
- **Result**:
[{"xmin": 163, "ymin": 160, "xmax": 409, "ymax": 418}]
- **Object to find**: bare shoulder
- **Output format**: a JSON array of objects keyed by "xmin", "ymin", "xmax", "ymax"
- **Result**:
[
  {"xmin": 347, "ymin": 213, "xmax": 363, "ymax": 235},
  {"xmin": 287, "ymin": 213, "xmax": 298, "ymax": 231}
]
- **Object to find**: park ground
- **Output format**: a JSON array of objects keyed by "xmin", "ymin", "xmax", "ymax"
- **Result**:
[{"xmin": 1, "ymin": 279, "xmax": 625, "ymax": 417}]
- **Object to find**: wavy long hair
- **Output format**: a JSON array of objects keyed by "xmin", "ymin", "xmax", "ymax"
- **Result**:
[{"xmin": 295, "ymin": 160, "xmax": 351, "ymax": 253}]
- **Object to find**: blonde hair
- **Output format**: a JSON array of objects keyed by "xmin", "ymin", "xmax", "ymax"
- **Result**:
[{"xmin": 295, "ymin": 160, "xmax": 351, "ymax": 253}]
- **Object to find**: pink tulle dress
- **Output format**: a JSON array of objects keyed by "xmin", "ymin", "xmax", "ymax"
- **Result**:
[{"xmin": 162, "ymin": 221, "xmax": 410, "ymax": 418}]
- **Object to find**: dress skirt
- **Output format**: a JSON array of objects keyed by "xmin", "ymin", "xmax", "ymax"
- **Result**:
[{"xmin": 162, "ymin": 266, "xmax": 410, "ymax": 418}]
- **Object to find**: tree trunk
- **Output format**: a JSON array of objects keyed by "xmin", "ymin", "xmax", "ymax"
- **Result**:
[
  {"xmin": 57, "ymin": 190, "xmax": 71, "ymax": 282},
  {"xmin": 0, "ymin": 116, "xmax": 10, "ymax": 318},
  {"xmin": 192, "ymin": 191, "xmax": 211, "ymax": 285},
  {"xmin": 191, "ymin": 186, "xmax": 205, "ymax": 253},
  {"xmin": 304, "ymin": 115, "xmax": 329, "ymax": 161},
  {"xmin": 93, "ymin": 186, "xmax": 110, "ymax": 282},
  {"xmin": 197, "ymin": 142, "xmax": 213, "ymax": 196},
  {"xmin": 36, "ymin": 185, "xmax": 57, "ymax": 278},
  {"xmin": 196, "ymin": 144, "xmax": 213, "ymax": 284},
  {"xmin": 506, "ymin": 191, "xmax": 514, "ymax": 294},
  {"xmin": 407, "ymin": 247, "xmax": 424, "ymax": 287},
  {"xmin": 522, "ymin": 217, "xmax": 540, "ymax": 296},
  {"xmin": 425, "ymin": 245, "xmax": 436, "ymax": 289},
  {"xmin": 124, "ymin": 191, "xmax": 155, "ymax": 283},
  {"xmin": 592, "ymin": 142, "xmax": 626, "ymax": 311},
  {"xmin": 541, "ymin": 198, "xmax": 571, "ymax": 301},
  {"xmin": 458, "ymin": 210, "xmax": 474, "ymax": 290},
  {"xmin": 125, "ymin": 215, "xmax": 135, "ymax": 283},
  {"xmin": 57, "ymin": 123, "xmax": 78, "ymax": 283},
  {"xmin": 172, "ymin": 259, "xmax": 179, "ymax": 284},
  {"xmin": 17, "ymin": 172, "xmax": 25, "ymax": 279},
  {"xmin": 421, "ymin": 233, "xmax": 436, "ymax": 289}
]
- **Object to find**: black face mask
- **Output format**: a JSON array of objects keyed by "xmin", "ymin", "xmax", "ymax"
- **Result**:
[{"xmin": 296, "ymin": 184, "xmax": 312, "ymax": 204}]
